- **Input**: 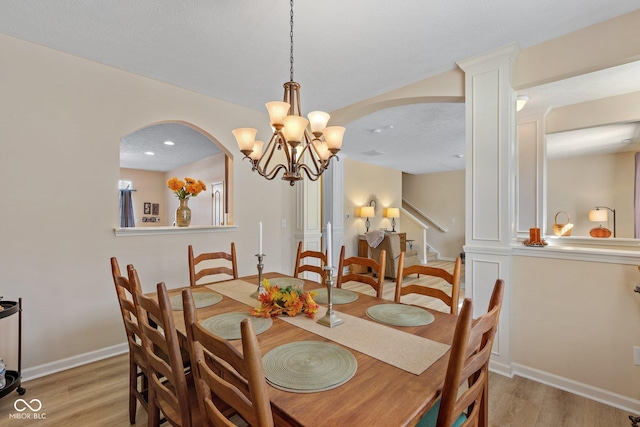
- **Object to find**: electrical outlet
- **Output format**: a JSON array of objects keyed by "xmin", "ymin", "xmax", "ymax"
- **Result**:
[{"xmin": 634, "ymin": 346, "xmax": 640, "ymax": 366}]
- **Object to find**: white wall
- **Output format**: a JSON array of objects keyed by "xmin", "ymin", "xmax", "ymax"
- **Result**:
[{"xmin": 0, "ymin": 33, "xmax": 296, "ymax": 373}]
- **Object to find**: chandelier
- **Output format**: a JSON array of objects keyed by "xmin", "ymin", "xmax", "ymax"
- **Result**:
[{"xmin": 232, "ymin": 0, "xmax": 345, "ymax": 186}]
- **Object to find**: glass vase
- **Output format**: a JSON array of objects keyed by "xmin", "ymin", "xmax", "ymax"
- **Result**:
[{"xmin": 176, "ymin": 198, "xmax": 191, "ymax": 227}]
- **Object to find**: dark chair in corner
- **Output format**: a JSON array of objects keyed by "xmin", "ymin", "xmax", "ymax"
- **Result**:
[
  {"xmin": 188, "ymin": 243, "xmax": 238, "ymax": 287},
  {"xmin": 293, "ymin": 241, "xmax": 327, "ymax": 284}
]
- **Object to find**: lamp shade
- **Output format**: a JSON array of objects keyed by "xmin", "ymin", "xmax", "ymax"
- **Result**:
[
  {"xmin": 360, "ymin": 206, "xmax": 374, "ymax": 218},
  {"xmin": 588, "ymin": 209, "xmax": 608, "ymax": 222},
  {"xmin": 385, "ymin": 207, "xmax": 400, "ymax": 218},
  {"xmin": 516, "ymin": 95, "xmax": 529, "ymax": 112},
  {"xmin": 282, "ymin": 115, "xmax": 309, "ymax": 142},
  {"xmin": 323, "ymin": 126, "xmax": 345, "ymax": 151},
  {"xmin": 308, "ymin": 111, "xmax": 330, "ymax": 134},
  {"xmin": 232, "ymin": 128, "xmax": 257, "ymax": 152},
  {"xmin": 266, "ymin": 101, "xmax": 290, "ymax": 126},
  {"xmin": 248, "ymin": 140, "xmax": 264, "ymax": 161}
]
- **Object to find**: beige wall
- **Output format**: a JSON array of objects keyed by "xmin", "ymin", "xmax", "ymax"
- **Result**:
[
  {"xmin": 402, "ymin": 170, "xmax": 465, "ymax": 260},
  {"xmin": 343, "ymin": 159, "xmax": 402, "ymax": 257},
  {"xmin": 0, "ymin": 33, "xmax": 296, "ymax": 371},
  {"xmin": 512, "ymin": 256, "xmax": 640, "ymax": 399},
  {"xmin": 165, "ymin": 153, "xmax": 226, "ymax": 226},
  {"xmin": 120, "ymin": 168, "xmax": 168, "ymax": 226},
  {"xmin": 547, "ymin": 152, "xmax": 635, "ymax": 238}
]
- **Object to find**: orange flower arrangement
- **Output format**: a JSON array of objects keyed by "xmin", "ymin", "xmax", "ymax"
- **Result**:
[
  {"xmin": 251, "ymin": 279, "xmax": 319, "ymax": 319},
  {"xmin": 167, "ymin": 177, "xmax": 206, "ymax": 199}
]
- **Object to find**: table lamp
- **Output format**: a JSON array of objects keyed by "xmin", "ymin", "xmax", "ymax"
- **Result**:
[
  {"xmin": 360, "ymin": 206, "xmax": 374, "ymax": 232},
  {"xmin": 385, "ymin": 207, "xmax": 400, "ymax": 232},
  {"xmin": 588, "ymin": 206, "xmax": 615, "ymax": 238}
]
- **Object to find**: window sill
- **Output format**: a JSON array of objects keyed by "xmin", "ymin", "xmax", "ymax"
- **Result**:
[
  {"xmin": 114, "ymin": 225, "xmax": 238, "ymax": 237},
  {"xmin": 512, "ymin": 235, "xmax": 640, "ymax": 264}
]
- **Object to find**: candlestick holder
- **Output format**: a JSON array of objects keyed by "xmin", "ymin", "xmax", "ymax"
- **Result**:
[
  {"xmin": 317, "ymin": 266, "xmax": 343, "ymax": 328},
  {"xmin": 251, "ymin": 253, "xmax": 265, "ymax": 299}
]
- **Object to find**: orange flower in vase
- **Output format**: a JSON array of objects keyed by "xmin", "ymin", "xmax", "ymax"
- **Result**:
[{"xmin": 167, "ymin": 177, "xmax": 206, "ymax": 227}]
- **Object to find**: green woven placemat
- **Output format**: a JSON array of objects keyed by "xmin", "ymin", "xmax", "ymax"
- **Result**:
[
  {"xmin": 313, "ymin": 288, "xmax": 358, "ymax": 305},
  {"xmin": 366, "ymin": 303, "xmax": 435, "ymax": 327},
  {"xmin": 263, "ymin": 341, "xmax": 357, "ymax": 393},
  {"xmin": 200, "ymin": 312, "xmax": 272, "ymax": 340},
  {"xmin": 170, "ymin": 291, "xmax": 223, "ymax": 311},
  {"xmin": 268, "ymin": 277, "xmax": 305, "ymax": 288}
]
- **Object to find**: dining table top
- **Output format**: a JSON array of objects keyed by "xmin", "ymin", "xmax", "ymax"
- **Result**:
[{"xmin": 162, "ymin": 272, "xmax": 458, "ymax": 427}]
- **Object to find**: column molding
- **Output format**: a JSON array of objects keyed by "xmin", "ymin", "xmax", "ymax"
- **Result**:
[{"xmin": 457, "ymin": 43, "xmax": 519, "ymax": 371}]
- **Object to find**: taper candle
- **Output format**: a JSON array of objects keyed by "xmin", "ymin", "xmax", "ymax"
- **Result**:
[
  {"xmin": 259, "ymin": 221, "xmax": 263, "ymax": 254},
  {"xmin": 326, "ymin": 222, "xmax": 332, "ymax": 269}
]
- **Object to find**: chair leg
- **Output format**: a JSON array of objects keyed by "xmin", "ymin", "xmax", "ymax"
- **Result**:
[{"xmin": 129, "ymin": 359, "xmax": 137, "ymax": 424}]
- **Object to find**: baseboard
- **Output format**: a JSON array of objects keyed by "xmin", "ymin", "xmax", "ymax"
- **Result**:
[
  {"xmin": 489, "ymin": 359, "xmax": 514, "ymax": 378},
  {"xmin": 22, "ymin": 342, "xmax": 128, "ymax": 382},
  {"xmin": 509, "ymin": 363, "xmax": 640, "ymax": 415}
]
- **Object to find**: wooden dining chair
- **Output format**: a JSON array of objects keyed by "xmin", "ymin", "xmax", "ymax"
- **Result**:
[
  {"xmin": 134, "ymin": 275, "xmax": 201, "ymax": 427},
  {"xmin": 188, "ymin": 243, "xmax": 238, "ymax": 287},
  {"xmin": 110, "ymin": 257, "xmax": 149, "ymax": 424},
  {"xmin": 417, "ymin": 279, "xmax": 504, "ymax": 427},
  {"xmin": 182, "ymin": 288, "xmax": 275, "ymax": 427},
  {"xmin": 336, "ymin": 245, "xmax": 386, "ymax": 298},
  {"xmin": 293, "ymin": 241, "xmax": 327, "ymax": 283},
  {"xmin": 394, "ymin": 254, "xmax": 462, "ymax": 315}
]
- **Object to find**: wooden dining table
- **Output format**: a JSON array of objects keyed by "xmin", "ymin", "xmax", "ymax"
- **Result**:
[{"xmin": 163, "ymin": 272, "xmax": 459, "ymax": 427}]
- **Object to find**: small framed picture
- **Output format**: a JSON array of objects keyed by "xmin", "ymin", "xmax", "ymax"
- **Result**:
[
  {"xmin": 152, "ymin": 203, "xmax": 160, "ymax": 216},
  {"xmin": 144, "ymin": 202, "xmax": 151, "ymax": 215}
]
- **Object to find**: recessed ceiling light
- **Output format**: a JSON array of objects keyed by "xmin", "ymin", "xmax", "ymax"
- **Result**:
[
  {"xmin": 371, "ymin": 125, "xmax": 394, "ymax": 133},
  {"xmin": 144, "ymin": 151, "xmax": 155, "ymax": 156},
  {"xmin": 164, "ymin": 141, "xmax": 175, "ymax": 145}
]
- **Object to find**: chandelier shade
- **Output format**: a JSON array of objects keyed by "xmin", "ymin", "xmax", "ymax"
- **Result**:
[{"xmin": 232, "ymin": 1, "xmax": 344, "ymax": 185}]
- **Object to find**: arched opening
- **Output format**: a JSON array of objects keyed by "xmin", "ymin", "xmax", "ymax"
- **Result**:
[{"xmin": 118, "ymin": 121, "xmax": 233, "ymax": 228}]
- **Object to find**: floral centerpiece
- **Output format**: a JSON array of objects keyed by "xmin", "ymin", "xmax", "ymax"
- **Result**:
[
  {"xmin": 167, "ymin": 177, "xmax": 206, "ymax": 199},
  {"xmin": 251, "ymin": 279, "xmax": 319, "ymax": 319}
]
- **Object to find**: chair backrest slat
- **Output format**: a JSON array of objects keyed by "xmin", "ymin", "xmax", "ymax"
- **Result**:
[
  {"xmin": 293, "ymin": 241, "xmax": 327, "ymax": 283},
  {"xmin": 336, "ymin": 245, "xmax": 386, "ymax": 298},
  {"xmin": 395, "ymin": 255, "xmax": 462, "ymax": 315},
  {"xmin": 182, "ymin": 288, "xmax": 275, "ymax": 427},
  {"xmin": 134, "ymin": 274, "xmax": 193, "ymax": 427},
  {"xmin": 436, "ymin": 279, "xmax": 504, "ymax": 427},
  {"xmin": 188, "ymin": 243, "xmax": 238, "ymax": 286}
]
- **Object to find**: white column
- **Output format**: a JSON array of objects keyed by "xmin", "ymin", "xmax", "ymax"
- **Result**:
[
  {"xmin": 322, "ymin": 154, "xmax": 345, "ymax": 271},
  {"xmin": 457, "ymin": 44, "xmax": 519, "ymax": 375},
  {"xmin": 294, "ymin": 170, "xmax": 322, "ymax": 279}
]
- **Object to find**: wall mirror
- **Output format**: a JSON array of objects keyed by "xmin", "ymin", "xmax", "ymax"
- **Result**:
[
  {"xmin": 119, "ymin": 121, "xmax": 231, "ymax": 228},
  {"xmin": 518, "ymin": 60, "xmax": 640, "ymax": 240}
]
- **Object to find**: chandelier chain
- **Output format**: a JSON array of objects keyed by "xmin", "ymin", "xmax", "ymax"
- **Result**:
[{"xmin": 289, "ymin": 0, "xmax": 294, "ymax": 82}]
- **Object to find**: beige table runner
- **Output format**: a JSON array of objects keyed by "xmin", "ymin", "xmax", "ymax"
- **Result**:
[{"xmin": 207, "ymin": 279, "xmax": 450, "ymax": 375}]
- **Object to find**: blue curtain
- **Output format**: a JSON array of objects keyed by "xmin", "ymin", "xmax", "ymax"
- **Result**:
[{"xmin": 120, "ymin": 189, "xmax": 135, "ymax": 227}]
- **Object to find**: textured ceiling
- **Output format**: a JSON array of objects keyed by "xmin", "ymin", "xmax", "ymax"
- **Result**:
[{"xmin": 1, "ymin": 1, "xmax": 638, "ymax": 174}]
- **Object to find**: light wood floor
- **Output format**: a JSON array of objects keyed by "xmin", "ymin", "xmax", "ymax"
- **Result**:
[{"xmin": 0, "ymin": 262, "xmax": 632, "ymax": 426}]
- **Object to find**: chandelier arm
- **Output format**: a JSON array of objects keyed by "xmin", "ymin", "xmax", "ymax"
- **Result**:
[
  {"xmin": 297, "ymin": 163, "xmax": 324, "ymax": 181},
  {"xmin": 261, "ymin": 163, "xmax": 289, "ymax": 181},
  {"xmin": 257, "ymin": 134, "xmax": 291, "ymax": 179},
  {"xmin": 253, "ymin": 133, "xmax": 279, "ymax": 172}
]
